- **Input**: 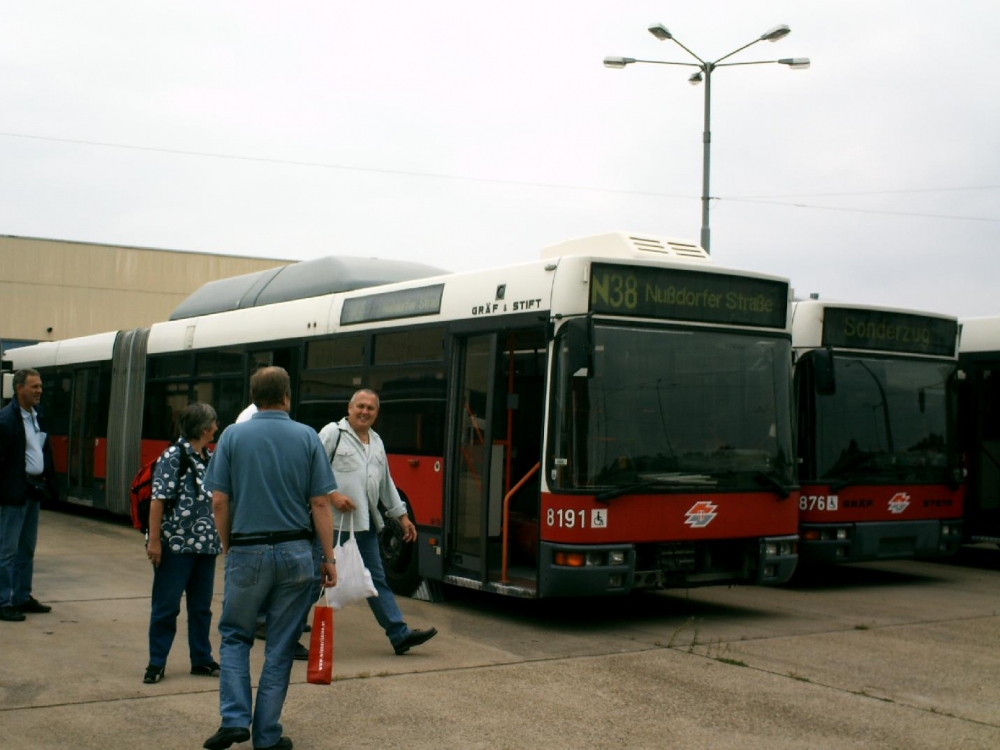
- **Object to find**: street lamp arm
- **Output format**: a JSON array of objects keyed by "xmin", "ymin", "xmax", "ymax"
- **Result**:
[
  {"xmin": 715, "ymin": 58, "xmax": 808, "ymax": 68},
  {"xmin": 712, "ymin": 36, "xmax": 767, "ymax": 66},
  {"xmin": 632, "ymin": 58, "xmax": 703, "ymax": 68},
  {"xmin": 664, "ymin": 37, "xmax": 706, "ymax": 66}
]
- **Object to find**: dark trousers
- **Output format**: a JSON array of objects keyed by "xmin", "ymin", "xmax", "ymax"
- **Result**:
[{"xmin": 148, "ymin": 546, "xmax": 217, "ymax": 668}]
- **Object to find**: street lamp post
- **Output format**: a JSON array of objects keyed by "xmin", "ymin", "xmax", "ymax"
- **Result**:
[{"xmin": 605, "ymin": 23, "xmax": 809, "ymax": 253}]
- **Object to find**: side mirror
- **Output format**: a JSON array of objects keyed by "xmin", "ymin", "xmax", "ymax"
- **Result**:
[
  {"xmin": 813, "ymin": 347, "xmax": 836, "ymax": 396},
  {"xmin": 562, "ymin": 317, "xmax": 593, "ymax": 378}
]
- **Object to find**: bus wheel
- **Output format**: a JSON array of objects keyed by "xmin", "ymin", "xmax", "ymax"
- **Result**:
[{"xmin": 379, "ymin": 499, "xmax": 421, "ymax": 597}]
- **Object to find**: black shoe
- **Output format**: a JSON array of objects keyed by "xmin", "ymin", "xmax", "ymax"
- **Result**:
[
  {"xmin": 143, "ymin": 664, "xmax": 165, "ymax": 684},
  {"xmin": 254, "ymin": 623, "xmax": 267, "ymax": 641},
  {"xmin": 191, "ymin": 660, "xmax": 221, "ymax": 677},
  {"xmin": 255, "ymin": 738, "xmax": 292, "ymax": 750},
  {"xmin": 394, "ymin": 627, "xmax": 438, "ymax": 655},
  {"xmin": 302, "ymin": 623, "xmax": 311, "ymax": 633},
  {"xmin": 203, "ymin": 726, "xmax": 251, "ymax": 749},
  {"xmin": 293, "ymin": 642, "xmax": 309, "ymax": 661},
  {"xmin": 16, "ymin": 596, "xmax": 51, "ymax": 613},
  {"xmin": 0, "ymin": 605, "xmax": 26, "ymax": 622}
]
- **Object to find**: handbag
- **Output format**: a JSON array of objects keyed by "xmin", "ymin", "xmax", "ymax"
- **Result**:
[
  {"xmin": 324, "ymin": 514, "xmax": 378, "ymax": 611},
  {"xmin": 306, "ymin": 593, "xmax": 333, "ymax": 685}
]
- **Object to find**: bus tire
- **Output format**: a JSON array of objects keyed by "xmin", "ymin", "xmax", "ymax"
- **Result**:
[{"xmin": 379, "ymin": 497, "xmax": 421, "ymax": 597}]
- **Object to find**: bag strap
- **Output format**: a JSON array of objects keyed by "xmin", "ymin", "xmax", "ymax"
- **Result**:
[
  {"xmin": 334, "ymin": 508, "xmax": 355, "ymax": 539},
  {"xmin": 323, "ymin": 423, "xmax": 342, "ymax": 463}
]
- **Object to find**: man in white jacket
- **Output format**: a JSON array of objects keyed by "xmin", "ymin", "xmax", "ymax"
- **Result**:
[{"xmin": 319, "ymin": 389, "xmax": 437, "ymax": 655}]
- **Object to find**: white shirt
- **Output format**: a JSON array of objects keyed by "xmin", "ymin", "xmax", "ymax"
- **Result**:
[{"xmin": 235, "ymin": 404, "xmax": 258, "ymax": 423}]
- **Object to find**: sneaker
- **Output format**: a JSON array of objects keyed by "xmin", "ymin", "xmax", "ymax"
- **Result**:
[
  {"xmin": 143, "ymin": 664, "xmax": 165, "ymax": 684},
  {"xmin": 293, "ymin": 642, "xmax": 309, "ymax": 661},
  {"xmin": 1, "ymin": 605, "xmax": 26, "ymax": 622},
  {"xmin": 191, "ymin": 661, "xmax": 221, "ymax": 677},
  {"xmin": 16, "ymin": 596, "xmax": 51, "ymax": 614},
  {"xmin": 203, "ymin": 726, "xmax": 250, "ymax": 749},
  {"xmin": 254, "ymin": 622, "xmax": 267, "ymax": 641}
]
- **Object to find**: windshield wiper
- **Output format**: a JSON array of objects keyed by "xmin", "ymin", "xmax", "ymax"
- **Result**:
[
  {"xmin": 829, "ymin": 473, "xmax": 887, "ymax": 492},
  {"xmin": 712, "ymin": 469, "xmax": 795, "ymax": 499},
  {"xmin": 752, "ymin": 471, "xmax": 795, "ymax": 499},
  {"xmin": 595, "ymin": 474, "xmax": 716, "ymax": 503}
]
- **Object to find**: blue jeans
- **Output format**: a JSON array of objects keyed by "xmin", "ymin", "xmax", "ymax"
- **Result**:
[
  {"xmin": 148, "ymin": 547, "xmax": 217, "ymax": 668},
  {"xmin": 0, "ymin": 500, "xmax": 39, "ymax": 608},
  {"xmin": 347, "ymin": 529, "xmax": 409, "ymax": 647},
  {"xmin": 217, "ymin": 540, "xmax": 316, "ymax": 748}
]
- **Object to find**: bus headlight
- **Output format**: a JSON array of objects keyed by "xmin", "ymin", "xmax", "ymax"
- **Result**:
[
  {"xmin": 765, "ymin": 543, "xmax": 778, "ymax": 556},
  {"xmin": 609, "ymin": 551, "xmax": 626, "ymax": 566}
]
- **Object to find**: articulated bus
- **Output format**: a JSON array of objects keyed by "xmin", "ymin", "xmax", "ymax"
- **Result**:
[
  {"xmin": 4, "ymin": 232, "xmax": 799, "ymax": 598},
  {"xmin": 957, "ymin": 316, "xmax": 1000, "ymax": 544},
  {"xmin": 790, "ymin": 300, "xmax": 963, "ymax": 564}
]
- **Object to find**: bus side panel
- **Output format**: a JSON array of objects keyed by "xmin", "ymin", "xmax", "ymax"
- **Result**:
[
  {"xmin": 540, "ymin": 490, "xmax": 799, "ymax": 544},
  {"xmin": 387, "ymin": 453, "xmax": 444, "ymax": 527},
  {"xmin": 49, "ymin": 434, "xmax": 69, "ymax": 474},
  {"xmin": 799, "ymin": 483, "xmax": 963, "ymax": 523},
  {"xmin": 93, "ymin": 438, "xmax": 107, "ymax": 479}
]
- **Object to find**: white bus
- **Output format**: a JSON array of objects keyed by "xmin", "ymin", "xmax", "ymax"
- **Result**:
[
  {"xmin": 5, "ymin": 232, "xmax": 799, "ymax": 598},
  {"xmin": 791, "ymin": 299, "xmax": 962, "ymax": 563},
  {"xmin": 958, "ymin": 316, "xmax": 1000, "ymax": 544}
]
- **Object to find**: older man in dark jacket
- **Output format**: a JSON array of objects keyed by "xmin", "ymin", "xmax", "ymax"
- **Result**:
[{"xmin": 0, "ymin": 368, "xmax": 58, "ymax": 622}]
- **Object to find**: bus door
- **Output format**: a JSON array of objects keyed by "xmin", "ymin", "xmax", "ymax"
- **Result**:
[
  {"xmin": 446, "ymin": 328, "xmax": 547, "ymax": 590},
  {"xmin": 66, "ymin": 366, "xmax": 99, "ymax": 504},
  {"xmin": 447, "ymin": 333, "xmax": 497, "ymax": 580}
]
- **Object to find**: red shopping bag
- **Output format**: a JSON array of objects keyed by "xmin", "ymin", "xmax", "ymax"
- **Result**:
[{"xmin": 307, "ymin": 604, "xmax": 333, "ymax": 685}]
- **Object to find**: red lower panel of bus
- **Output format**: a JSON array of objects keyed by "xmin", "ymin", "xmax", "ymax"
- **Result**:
[
  {"xmin": 386, "ymin": 454, "xmax": 444, "ymax": 527},
  {"xmin": 799, "ymin": 484, "xmax": 963, "ymax": 523},
  {"xmin": 48, "ymin": 436, "xmax": 109, "ymax": 480},
  {"xmin": 540, "ymin": 490, "xmax": 799, "ymax": 544}
]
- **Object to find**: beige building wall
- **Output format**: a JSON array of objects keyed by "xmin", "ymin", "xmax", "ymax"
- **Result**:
[{"xmin": 0, "ymin": 235, "xmax": 292, "ymax": 343}]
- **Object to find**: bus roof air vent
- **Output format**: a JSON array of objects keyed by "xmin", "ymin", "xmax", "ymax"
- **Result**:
[{"xmin": 539, "ymin": 232, "xmax": 711, "ymax": 263}]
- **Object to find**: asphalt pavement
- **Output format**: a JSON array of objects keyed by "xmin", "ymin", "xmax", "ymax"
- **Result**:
[{"xmin": 2, "ymin": 510, "xmax": 999, "ymax": 749}]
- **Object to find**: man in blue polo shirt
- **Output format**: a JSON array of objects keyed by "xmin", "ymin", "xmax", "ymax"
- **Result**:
[{"xmin": 203, "ymin": 367, "xmax": 337, "ymax": 750}]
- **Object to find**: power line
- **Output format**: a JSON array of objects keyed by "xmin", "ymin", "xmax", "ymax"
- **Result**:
[
  {"xmin": 722, "ymin": 197, "xmax": 1000, "ymax": 223},
  {"xmin": 729, "ymin": 186, "xmax": 1000, "ymax": 198},
  {"xmin": 1, "ymin": 130, "xmax": 998, "ymax": 222},
  {"xmin": 0, "ymin": 130, "xmax": 691, "ymax": 200}
]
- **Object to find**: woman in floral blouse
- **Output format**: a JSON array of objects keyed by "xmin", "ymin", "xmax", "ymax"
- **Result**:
[{"xmin": 143, "ymin": 402, "xmax": 221, "ymax": 684}]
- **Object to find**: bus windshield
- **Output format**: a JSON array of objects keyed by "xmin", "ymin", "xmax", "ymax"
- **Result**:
[
  {"xmin": 549, "ymin": 324, "xmax": 794, "ymax": 493},
  {"xmin": 815, "ymin": 355, "xmax": 955, "ymax": 485}
]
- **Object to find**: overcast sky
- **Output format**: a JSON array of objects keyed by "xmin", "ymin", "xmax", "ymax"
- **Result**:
[{"xmin": 2, "ymin": 1, "xmax": 997, "ymax": 318}]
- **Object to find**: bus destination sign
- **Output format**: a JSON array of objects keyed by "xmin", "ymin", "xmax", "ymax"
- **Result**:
[
  {"xmin": 341, "ymin": 284, "xmax": 444, "ymax": 326},
  {"xmin": 589, "ymin": 263, "xmax": 788, "ymax": 329},
  {"xmin": 821, "ymin": 307, "xmax": 958, "ymax": 357}
]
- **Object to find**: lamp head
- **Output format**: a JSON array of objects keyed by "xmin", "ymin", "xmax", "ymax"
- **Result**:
[
  {"xmin": 778, "ymin": 58, "xmax": 811, "ymax": 69},
  {"xmin": 688, "ymin": 71, "xmax": 703, "ymax": 85},
  {"xmin": 603, "ymin": 57, "xmax": 635, "ymax": 69},
  {"xmin": 647, "ymin": 23, "xmax": 673, "ymax": 41},
  {"xmin": 761, "ymin": 24, "xmax": 791, "ymax": 42}
]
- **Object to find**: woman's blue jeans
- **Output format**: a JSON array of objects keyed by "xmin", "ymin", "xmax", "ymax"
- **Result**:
[{"xmin": 147, "ymin": 546, "xmax": 217, "ymax": 668}]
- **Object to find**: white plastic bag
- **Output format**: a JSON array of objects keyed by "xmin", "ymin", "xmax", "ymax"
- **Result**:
[{"xmin": 325, "ymin": 515, "xmax": 378, "ymax": 611}]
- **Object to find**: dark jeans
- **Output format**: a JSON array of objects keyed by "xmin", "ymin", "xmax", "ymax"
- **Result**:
[
  {"xmin": 0, "ymin": 500, "xmax": 39, "ymax": 608},
  {"xmin": 148, "ymin": 546, "xmax": 217, "ymax": 668}
]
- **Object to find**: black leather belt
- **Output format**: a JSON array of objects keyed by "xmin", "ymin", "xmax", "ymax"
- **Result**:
[
  {"xmin": 230, "ymin": 529, "xmax": 313, "ymax": 547},
  {"xmin": 27, "ymin": 473, "xmax": 44, "ymax": 481}
]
